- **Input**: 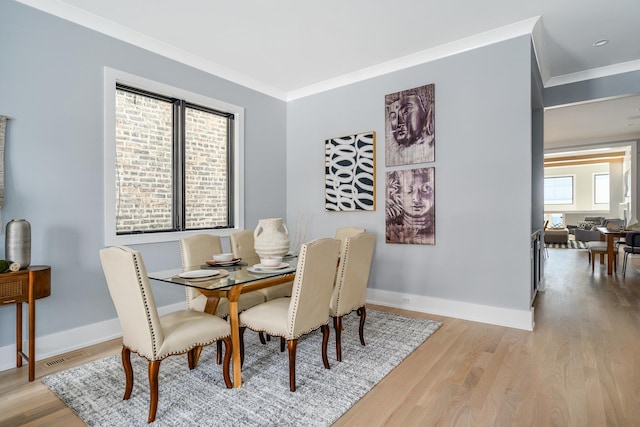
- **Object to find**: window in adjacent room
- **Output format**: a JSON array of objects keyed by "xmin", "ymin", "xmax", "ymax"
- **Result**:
[
  {"xmin": 594, "ymin": 173, "xmax": 609, "ymax": 204},
  {"xmin": 544, "ymin": 175, "xmax": 574, "ymax": 205},
  {"xmin": 104, "ymin": 68, "xmax": 244, "ymax": 245}
]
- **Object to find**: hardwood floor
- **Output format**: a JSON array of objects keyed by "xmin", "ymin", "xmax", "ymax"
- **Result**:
[{"xmin": 1, "ymin": 247, "xmax": 639, "ymax": 426}]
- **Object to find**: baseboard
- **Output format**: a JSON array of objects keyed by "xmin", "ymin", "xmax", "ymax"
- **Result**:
[
  {"xmin": 0, "ymin": 302, "xmax": 185, "ymax": 373},
  {"xmin": 0, "ymin": 291, "xmax": 534, "ymax": 373},
  {"xmin": 366, "ymin": 289, "xmax": 534, "ymax": 331}
]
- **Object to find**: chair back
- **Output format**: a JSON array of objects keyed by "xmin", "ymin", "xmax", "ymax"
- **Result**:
[
  {"xmin": 179, "ymin": 234, "xmax": 223, "ymax": 267},
  {"xmin": 331, "ymin": 232, "xmax": 376, "ymax": 317},
  {"xmin": 179, "ymin": 234, "xmax": 223, "ymax": 310},
  {"xmin": 229, "ymin": 230, "xmax": 258, "ymax": 259},
  {"xmin": 627, "ymin": 232, "xmax": 640, "ymax": 247},
  {"xmin": 335, "ymin": 226, "xmax": 365, "ymax": 243},
  {"xmin": 287, "ymin": 238, "xmax": 341, "ymax": 339},
  {"xmin": 99, "ymin": 246, "xmax": 163, "ymax": 359}
]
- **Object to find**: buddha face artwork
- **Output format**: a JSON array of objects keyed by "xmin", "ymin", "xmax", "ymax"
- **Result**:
[{"xmin": 385, "ymin": 167, "xmax": 435, "ymax": 245}]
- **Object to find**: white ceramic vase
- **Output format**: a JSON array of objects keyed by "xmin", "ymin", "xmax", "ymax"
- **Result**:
[
  {"xmin": 5, "ymin": 219, "xmax": 31, "ymax": 269},
  {"xmin": 254, "ymin": 218, "xmax": 290, "ymax": 257}
]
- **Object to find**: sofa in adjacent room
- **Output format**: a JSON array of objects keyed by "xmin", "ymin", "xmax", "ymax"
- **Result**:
[{"xmin": 574, "ymin": 217, "xmax": 625, "ymax": 242}]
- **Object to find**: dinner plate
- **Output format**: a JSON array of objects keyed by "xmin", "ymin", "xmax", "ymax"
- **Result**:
[
  {"xmin": 179, "ymin": 269, "xmax": 219, "ymax": 279},
  {"xmin": 247, "ymin": 266, "xmax": 294, "ymax": 274},
  {"xmin": 205, "ymin": 258, "xmax": 242, "ymax": 267},
  {"xmin": 252, "ymin": 262, "xmax": 290, "ymax": 270}
]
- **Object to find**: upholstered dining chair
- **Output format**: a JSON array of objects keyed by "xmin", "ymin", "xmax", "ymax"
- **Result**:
[
  {"xmin": 238, "ymin": 237, "xmax": 341, "ymax": 391},
  {"xmin": 622, "ymin": 232, "xmax": 640, "ymax": 277},
  {"xmin": 180, "ymin": 234, "xmax": 265, "ymax": 364},
  {"xmin": 330, "ymin": 232, "xmax": 376, "ymax": 361},
  {"xmin": 180, "ymin": 233, "xmax": 265, "ymax": 316},
  {"xmin": 99, "ymin": 245, "xmax": 232, "ymax": 423},
  {"xmin": 586, "ymin": 241, "xmax": 616, "ymax": 273},
  {"xmin": 229, "ymin": 229, "xmax": 293, "ymax": 301}
]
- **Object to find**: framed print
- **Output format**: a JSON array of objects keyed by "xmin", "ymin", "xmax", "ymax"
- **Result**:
[
  {"xmin": 385, "ymin": 83, "xmax": 435, "ymax": 166},
  {"xmin": 325, "ymin": 131, "xmax": 376, "ymax": 212},
  {"xmin": 385, "ymin": 167, "xmax": 435, "ymax": 245}
]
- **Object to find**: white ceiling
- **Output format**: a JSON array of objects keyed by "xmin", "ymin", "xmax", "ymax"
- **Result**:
[{"xmin": 17, "ymin": 0, "xmax": 640, "ymax": 147}]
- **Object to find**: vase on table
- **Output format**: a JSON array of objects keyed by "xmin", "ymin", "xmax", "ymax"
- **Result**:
[
  {"xmin": 5, "ymin": 219, "xmax": 31, "ymax": 269},
  {"xmin": 254, "ymin": 218, "xmax": 290, "ymax": 258}
]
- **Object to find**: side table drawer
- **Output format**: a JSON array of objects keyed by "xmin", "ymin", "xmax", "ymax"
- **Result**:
[{"xmin": 0, "ymin": 272, "xmax": 29, "ymax": 304}]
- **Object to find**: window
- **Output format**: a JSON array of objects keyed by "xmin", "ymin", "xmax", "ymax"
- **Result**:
[
  {"xmin": 594, "ymin": 173, "xmax": 609, "ymax": 204},
  {"xmin": 544, "ymin": 176, "xmax": 574, "ymax": 205},
  {"xmin": 104, "ymin": 68, "xmax": 244, "ymax": 245}
]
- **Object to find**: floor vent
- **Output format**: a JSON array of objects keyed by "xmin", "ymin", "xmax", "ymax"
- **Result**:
[{"xmin": 43, "ymin": 350, "xmax": 88, "ymax": 368}]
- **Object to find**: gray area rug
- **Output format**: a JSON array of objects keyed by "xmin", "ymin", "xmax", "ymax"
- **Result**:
[{"xmin": 43, "ymin": 309, "xmax": 441, "ymax": 426}]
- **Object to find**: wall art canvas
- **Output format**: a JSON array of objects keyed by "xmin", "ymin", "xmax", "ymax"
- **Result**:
[
  {"xmin": 325, "ymin": 131, "xmax": 376, "ymax": 212},
  {"xmin": 386, "ymin": 167, "xmax": 435, "ymax": 245},
  {"xmin": 385, "ymin": 83, "xmax": 435, "ymax": 166}
]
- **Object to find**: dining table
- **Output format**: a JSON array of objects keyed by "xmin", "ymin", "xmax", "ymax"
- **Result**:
[
  {"xmin": 596, "ymin": 227, "xmax": 628, "ymax": 275},
  {"xmin": 149, "ymin": 255, "xmax": 297, "ymax": 388}
]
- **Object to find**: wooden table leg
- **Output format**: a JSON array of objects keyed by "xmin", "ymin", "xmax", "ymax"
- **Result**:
[
  {"xmin": 606, "ymin": 235, "xmax": 615, "ymax": 275},
  {"xmin": 16, "ymin": 302, "xmax": 22, "ymax": 368},
  {"xmin": 227, "ymin": 286, "xmax": 243, "ymax": 388},
  {"xmin": 28, "ymin": 280, "xmax": 35, "ymax": 381}
]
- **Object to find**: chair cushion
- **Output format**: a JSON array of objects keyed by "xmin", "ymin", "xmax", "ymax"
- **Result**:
[
  {"xmin": 586, "ymin": 242, "xmax": 609, "ymax": 255},
  {"xmin": 154, "ymin": 310, "xmax": 230, "ymax": 360}
]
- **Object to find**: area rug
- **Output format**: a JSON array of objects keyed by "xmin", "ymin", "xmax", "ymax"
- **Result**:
[
  {"xmin": 43, "ymin": 309, "xmax": 441, "ymax": 427},
  {"xmin": 546, "ymin": 239, "xmax": 587, "ymax": 249}
]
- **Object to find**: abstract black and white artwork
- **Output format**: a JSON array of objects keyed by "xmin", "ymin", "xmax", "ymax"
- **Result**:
[
  {"xmin": 385, "ymin": 167, "xmax": 435, "ymax": 245},
  {"xmin": 385, "ymin": 84, "xmax": 435, "ymax": 167},
  {"xmin": 325, "ymin": 131, "xmax": 376, "ymax": 212}
]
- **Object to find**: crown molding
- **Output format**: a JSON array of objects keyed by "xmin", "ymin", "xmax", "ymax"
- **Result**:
[
  {"xmin": 16, "ymin": 0, "xmax": 288, "ymax": 100},
  {"xmin": 545, "ymin": 59, "xmax": 640, "ymax": 88},
  {"xmin": 287, "ymin": 17, "xmax": 540, "ymax": 101},
  {"xmin": 15, "ymin": 2, "xmax": 640, "ymax": 101}
]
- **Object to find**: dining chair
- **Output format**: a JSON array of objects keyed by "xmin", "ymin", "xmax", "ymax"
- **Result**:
[
  {"xmin": 229, "ymin": 229, "xmax": 293, "ymax": 301},
  {"xmin": 622, "ymin": 232, "xmax": 640, "ymax": 277},
  {"xmin": 99, "ymin": 245, "xmax": 232, "ymax": 423},
  {"xmin": 330, "ymin": 232, "xmax": 376, "ymax": 361},
  {"xmin": 180, "ymin": 234, "xmax": 265, "ymax": 363},
  {"xmin": 586, "ymin": 241, "xmax": 616, "ymax": 273},
  {"xmin": 180, "ymin": 234, "xmax": 265, "ymax": 316},
  {"xmin": 238, "ymin": 237, "xmax": 341, "ymax": 391}
]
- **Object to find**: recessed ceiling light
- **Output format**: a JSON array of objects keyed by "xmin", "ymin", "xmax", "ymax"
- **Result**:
[{"xmin": 593, "ymin": 39, "xmax": 609, "ymax": 47}]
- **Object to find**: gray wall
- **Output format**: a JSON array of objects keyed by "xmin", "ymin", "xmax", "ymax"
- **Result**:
[
  {"xmin": 0, "ymin": 3, "xmax": 287, "ymax": 347},
  {"xmin": 286, "ymin": 36, "xmax": 534, "ymax": 310}
]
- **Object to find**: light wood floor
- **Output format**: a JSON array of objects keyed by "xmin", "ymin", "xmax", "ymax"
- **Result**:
[{"xmin": 1, "ymin": 248, "xmax": 639, "ymax": 426}]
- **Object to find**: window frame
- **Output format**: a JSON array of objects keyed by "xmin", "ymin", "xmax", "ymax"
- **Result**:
[
  {"xmin": 544, "ymin": 175, "xmax": 575, "ymax": 205},
  {"xmin": 104, "ymin": 67, "xmax": 244, "ymax": 245},
  {"xmin": 593, "ymin": 173, "xmax": 610, "ymax": 205}
]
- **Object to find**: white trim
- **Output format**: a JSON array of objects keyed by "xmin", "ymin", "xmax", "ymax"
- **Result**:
[
  {"xmin": 287, "ymin": 17, "xmax": 539, "ymax": 101},
  {"xmin": 16, "ymin": 2, "xmax": 640, "ymax": 97},
  {"xmin": 545, "ymin": 59, "xmax": 640, "ymax": 88},
  {"xmin": 18, "ymin": 0, "xmax": 539, "ymax": 101},
  {"xmin": 16, "ymin": 0, "xmax": 286, "ymax": 100},
  {"xmin": 0, "ymin": 302, "xmax": 185, "ymax": 373},
  {"xmin": 103, "ymin": 67, "xmax": 245, "ymax": 246},
  {"xmin": 366, "ymin": 288, "xmax": 535, "ymax": 331},
  {"xmin": 0, "ymin": 290, "xmax": 534, "ymax": 373}
]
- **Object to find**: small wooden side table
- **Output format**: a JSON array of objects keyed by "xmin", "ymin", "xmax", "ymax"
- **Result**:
[{"xmin": 0, "ymin": 265, "xmax": 51, "ymax": 381}]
